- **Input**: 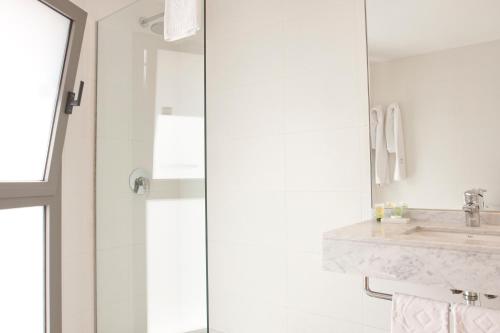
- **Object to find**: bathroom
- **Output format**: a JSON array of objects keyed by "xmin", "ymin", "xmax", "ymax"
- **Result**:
[{"xmin": 2, "ymin": 0, "xmax": 500, "ymax": 332}]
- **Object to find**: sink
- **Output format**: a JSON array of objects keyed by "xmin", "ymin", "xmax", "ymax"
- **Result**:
[{"xmin": 400, "ymin": 226, "xmax": 500, "ymax": 248}]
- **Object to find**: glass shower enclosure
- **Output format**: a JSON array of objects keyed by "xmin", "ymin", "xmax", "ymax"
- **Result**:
[{"xmin": 96, "ymin": 1, "xmax": 206, "ymax": 332}]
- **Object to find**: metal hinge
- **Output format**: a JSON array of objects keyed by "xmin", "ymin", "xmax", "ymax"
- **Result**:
[{"xmin": 65, "ymin": 81, "xmax": 85, "ymax": 114}]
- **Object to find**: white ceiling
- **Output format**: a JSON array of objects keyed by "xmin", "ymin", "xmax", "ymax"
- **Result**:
[{"xmin": 367, "ymin": 0, "xmax": 500, "ymax": 62}]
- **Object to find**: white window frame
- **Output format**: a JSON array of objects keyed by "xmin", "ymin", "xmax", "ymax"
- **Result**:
[{"xmin": 0, "ymin": 1, "xmax": 87, "ymax": 332}]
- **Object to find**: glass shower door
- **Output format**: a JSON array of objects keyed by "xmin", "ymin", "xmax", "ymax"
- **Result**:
[{"xmin": 96, "ymin": 1, "xmax": 206, "ymax": 332}]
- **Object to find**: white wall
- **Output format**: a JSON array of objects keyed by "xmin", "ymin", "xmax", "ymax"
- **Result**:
[
  {"xmin": 149, "ymin": 51, "xmax": 206, "ymax": 332},
  {"xmin": 370, "ymin": 39, "xmax": 500, "ymax": 210},
  {"xmin": 61, "ymin": 1, "xmax": 136, "ymax": 332},
  {"xmin": 205, "ymin": 0, "xmax": 385, "ymax": 331},
  {"xmin": 365, "ymin": 0, "xmax": 500, "ymax": 62},
  {"xmin": 153, "ymin": 50, "xmax": 205, "ymax": 179},
  {"xmin": 155, "ymin": 50, "xmax": 204, "ymax": 118},
  {"xmin": 146, "ymin": 199, "xmax": 206, "ymax": 333}
]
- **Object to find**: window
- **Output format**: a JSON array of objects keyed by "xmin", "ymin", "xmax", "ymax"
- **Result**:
[
  {"xmin": 0, "ymin": 207, "xmax": 44, "ymax": 332},
  {"xmin": 0, "ymin": 0, "xmax": 86, "ymax": 332}
]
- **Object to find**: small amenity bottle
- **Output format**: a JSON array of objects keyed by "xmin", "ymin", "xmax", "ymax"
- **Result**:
[{"xmin": 374, "ymin": 204, "xmax": 384, "ymax": 222}]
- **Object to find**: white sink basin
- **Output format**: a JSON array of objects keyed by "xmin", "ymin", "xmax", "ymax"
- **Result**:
[{"xmin": 400, "ymin": 226, "xmax": 500, "ymax": 247}]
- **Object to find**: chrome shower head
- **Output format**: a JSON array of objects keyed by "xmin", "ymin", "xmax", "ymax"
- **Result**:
[
  {"xmin": 139, "ymin": 13, "xmax": 164, "ymax": 36},
  {"xmin": 150, "ymin": 21, "xmax": 164, "ymax": 35}
]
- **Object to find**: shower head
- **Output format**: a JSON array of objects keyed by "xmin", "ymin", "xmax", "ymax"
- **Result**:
[
  {"xmin": 150, "ymin": 21, "xmax": 164, "ymax": 35},
  {"xmin": 139, "ymin": 13, "xmax": 164, "ymax": 36}
]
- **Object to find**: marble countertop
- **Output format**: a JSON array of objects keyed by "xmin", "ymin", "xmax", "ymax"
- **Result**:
[
  {"xmin": 324, "ymin": 219, "xmax": 500, "ymax": 254},
  {"xmin": 323, "ymin": 211, "xmax": 500, "ymax": 293}
]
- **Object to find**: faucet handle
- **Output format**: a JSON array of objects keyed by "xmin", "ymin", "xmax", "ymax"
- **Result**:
[{"xmin": 478, "ymin": 189, "xmax": 487, "ymax": 208}]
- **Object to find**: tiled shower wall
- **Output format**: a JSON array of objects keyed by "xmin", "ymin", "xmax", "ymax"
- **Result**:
[
  {"xmin": 61, "ymin": 0, "xmax": 136, "ymax": 332},
  {"xmin": 96, "ymin": 4, "xmax": 206, "ymax": 332},
  {"xmin": 206, "ymin": 0, "xmax": 381, "ymax": 331}
]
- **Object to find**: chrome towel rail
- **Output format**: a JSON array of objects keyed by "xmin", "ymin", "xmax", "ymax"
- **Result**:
[
  {"xmin": 364, "ymin": 276, "xmax": 497, "ymax": 305},
  {"xmin": 364, "ymin": 276, "xmax": 392, "ymax": 301}
]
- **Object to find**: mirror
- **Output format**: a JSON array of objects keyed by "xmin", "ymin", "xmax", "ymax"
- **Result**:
[{"xmin": 366, "ymin": 0, "xmax": 500, "ymax": 211}]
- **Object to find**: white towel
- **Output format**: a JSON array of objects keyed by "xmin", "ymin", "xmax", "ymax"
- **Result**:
[
  {"xmin": 370, "ymin": 106, "xmax": 389, "ymax": 185},
  {"xmin": 453, "ymin": 304, "xmax": 500, "ymax": 333},
  {"xmin": 164, "ymin": 0, "xmax": 200, "ymax": 42},
  {"xmin": 386, "ymin": 103, "xmax": 407, "ymax": 181},
  {"xmin": 391, "ymin": 293, "xmax": 449, "ymax": 333}
]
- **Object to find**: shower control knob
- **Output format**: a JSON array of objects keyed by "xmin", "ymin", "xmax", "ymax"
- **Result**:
[{"xmin": 129, "ymin": 168, "xmax": 150, "ymax": 195}]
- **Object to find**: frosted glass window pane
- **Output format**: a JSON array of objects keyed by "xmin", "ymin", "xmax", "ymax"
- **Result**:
[
  {"xmin": 0, "ymin": 0, "xmax": 71, "ymax": 181},
  {"xmin": 0, "ymin": 206, "xmax": 45, "ymax": 332}
]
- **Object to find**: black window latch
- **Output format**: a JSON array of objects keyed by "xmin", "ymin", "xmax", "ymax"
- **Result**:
[{"xmin": 65, "ymin": 81, "xmax": 85, "ymax": 114}]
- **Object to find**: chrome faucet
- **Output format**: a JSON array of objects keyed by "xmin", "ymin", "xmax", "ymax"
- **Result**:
[{"xmin": 463, "ymin": 189, "xmax": 486, "ymax": 227}]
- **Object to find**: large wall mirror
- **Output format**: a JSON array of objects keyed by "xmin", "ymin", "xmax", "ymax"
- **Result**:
[{"xmin": 367, "ymin": 0, "xmax": 500, "ymax": 211}]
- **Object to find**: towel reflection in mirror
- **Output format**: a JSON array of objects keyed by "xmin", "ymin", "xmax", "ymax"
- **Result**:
[{"xmin": 370, "ymin": 103, "xmax": 407, "ymax": 185}]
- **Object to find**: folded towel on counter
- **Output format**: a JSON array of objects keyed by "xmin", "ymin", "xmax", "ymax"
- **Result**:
[
  {"xmin": 391, "ymin": 293, "xmax": 449, "ymax": 333},
  {"xmin": 164, "ymin": 0, "xmax": 200, "ymax": 41},
  {"xmin": 385, "ymin": 103, "xmax": 407, "ymax": 181},
  {"xmin": 453, "ymin": 303, "xmax": 500, "ymax": 333},
  {"xmin": 370, "ymin": 105, "xmax": 389, "ymax": 185}
]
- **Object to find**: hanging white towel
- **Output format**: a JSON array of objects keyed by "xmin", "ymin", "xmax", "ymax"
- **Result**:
[
  {"xmin": 453, "ymin": 304, "xmax": 500, "ymax": 333},
  {"xmin": 370, "ymin": 106, "xmax": 389, "ymax": 185},
  {"xmin": 164, "ymin": 0, "xmax": 200, "ymax": 42},
  {"xmin": 391, "ymin": 293, "xmax": 449, "ymax": 333},
  {"xmin": 386, "ymin": 103, "xmax": 407, "ymax": 181}
]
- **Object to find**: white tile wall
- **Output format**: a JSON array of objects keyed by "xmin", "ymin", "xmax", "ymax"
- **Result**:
[
  {"xmin": 61, "ymin": 0, "xmax": 137, "ymax": 332},
  {"xmin": 98, "ymin": 300, "xmax": 133, "ymax": 333},
  {"xmin": 283, "ymin": 74, "xmax": 363, "ymax": 133},
  {"xmin": 96, "ymin": 3, "xmax": 208, "ymax": 333},
  {"xmin": 286, "ymin": 310, "xmax": 364, "ymax": 333},
  {"xmin": 285, "ymin": 191, "xmax": 362, "ymax": 253},
  {"xmin": 206, "ymin": 0, "xmax": 393, "ymax": 332},
  {"xmin": 210, "ymin": 288, "xmax": 287, "ymax": 333},
  {"xmin": 209, "ymin": 190, "xmax": 286, "ymax": 246},
  {"xmin": 97, "ymin": 247, "xmax": 132, "ymax": 306},
  {"xmin": 284, "ymin": 130, "xmax": 361, "ymax": 192},
  {"xmin": 208, "ymin": 81, "xmax": 285, "ymax": 139},
  {"xmin": 208, "ymin": 136, "xmax": 286, "ymax": 192}
]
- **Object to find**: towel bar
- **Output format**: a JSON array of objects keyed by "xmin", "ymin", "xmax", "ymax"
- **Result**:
[
  {"xmin": 364, "ymin": 276, "xmax": 392, "ymax": 301},
  {"xmin": 363, "ymin": 276, "xmax": 496, "ymax": 305}
]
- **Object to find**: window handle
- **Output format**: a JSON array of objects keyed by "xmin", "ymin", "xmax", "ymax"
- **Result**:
[{"xmin": 65, "ymin": 81, "xmax": 85, "ymax": 114}]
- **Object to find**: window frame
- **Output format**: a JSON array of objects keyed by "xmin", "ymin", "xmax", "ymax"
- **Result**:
[{"xmin": 0, "ymin": 1, "xmax": 87, "ymax": 332}]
